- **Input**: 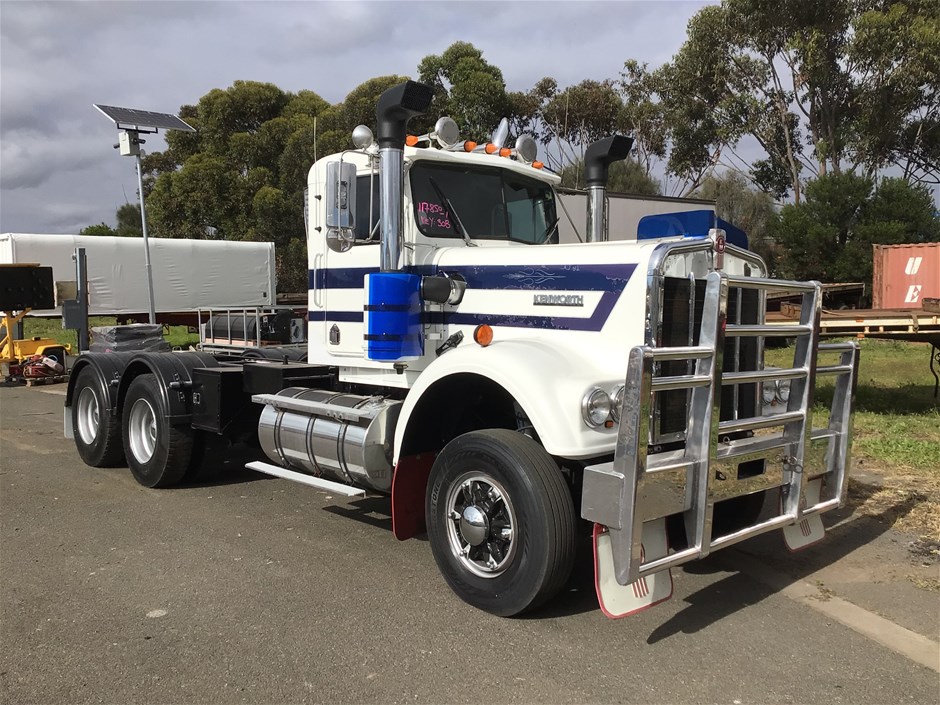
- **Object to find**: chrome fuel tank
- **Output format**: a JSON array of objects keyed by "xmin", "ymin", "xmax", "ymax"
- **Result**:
[{"xmin": 256, "ymin": 388, "xmax": 401, "ymax": 493}]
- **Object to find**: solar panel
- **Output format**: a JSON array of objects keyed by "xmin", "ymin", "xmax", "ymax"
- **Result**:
[{"xmin": 94, "ymin": 104, "xmax": 195, "ymax": 132}]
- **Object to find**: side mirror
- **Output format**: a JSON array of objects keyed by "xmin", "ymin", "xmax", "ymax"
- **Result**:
[
  {"xmin": 326, "ymin": 161, "xmax": 357, "ymax": 252},
  {"xmin": 326, "ymin": 161, "xmax": 357, "ymax": 229}
]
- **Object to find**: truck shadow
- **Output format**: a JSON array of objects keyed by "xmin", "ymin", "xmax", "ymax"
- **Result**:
[
  {"xmin": 322, "ymin": 496, "xmax": 394, "ymax": 532},
  {"xmin": 644, "ymin": 486, "xmax": 924, "ymax": 643}
]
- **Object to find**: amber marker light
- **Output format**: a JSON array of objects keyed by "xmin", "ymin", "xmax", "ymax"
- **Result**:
[
  {"xmin": 484, "ymin": 143, "xmax": 498, "ymax": 154},
  {"xmin": 405, "ymin": 135, "xmax": 419, "ymax": 147},
  {"xmin": 473, "ymin": 324, "xmax": 494, "ymax": 347},
  {"xmin": 498, "ymin": 147, "xmax": 511, "ymax": 157},
  {"xmin": 532, "ymin": 161, "xmax": 544, "ymax": 169},
  {"xmin": 463, "ymin": 140, "xmax": 477, "ymax": 152}
]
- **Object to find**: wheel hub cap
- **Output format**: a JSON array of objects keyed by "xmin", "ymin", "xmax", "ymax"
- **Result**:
[
  {"xmin": 76, "ymin": 387, "xmax": 101, "ymax": 445},
  {"xmin": 128, "ymin": 398, "xmax": 157, "ymax": 464},
  {"xmin": 444, "ymin": 474, "xmax": 517, "ymax": 578},
  {"xmin": 459, "ymin": 505, "xmax": 489, "ymax": 546}
]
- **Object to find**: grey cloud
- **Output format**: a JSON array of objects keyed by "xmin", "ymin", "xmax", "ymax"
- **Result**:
[
  {"xmin": 1, "ymin": 0, "xmax": 709, "ymax": 234},
  {"xmin": 1, "ymin": 135, "xmax": 109, "ymax": 190}
]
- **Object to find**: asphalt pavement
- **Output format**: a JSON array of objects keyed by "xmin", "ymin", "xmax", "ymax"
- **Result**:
[{"xmin": 1, "ymin": 383, "xmax": 937, "ymax": 704}]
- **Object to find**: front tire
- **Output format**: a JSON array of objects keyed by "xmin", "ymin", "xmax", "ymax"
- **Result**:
[
  {"xmin": 72, "ymin": 366, "xmax": 124, "ymax": 467},
  {"xmin": 426, "ymin": 429, "xmax": 576, "ymax": 616},
  {"xmin": 122, "ymin": 374, "xmax": 193, "ymax": 488}
]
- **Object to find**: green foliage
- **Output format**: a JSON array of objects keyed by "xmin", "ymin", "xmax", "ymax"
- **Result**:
[
  {"xmin": 559, "ymin": 159, "xmax": 660, "ymax": 196},
  {"xmin": 692, "ymin": 172, "xmax": 776, "ymax": 268},
  {"xmin": 542, "ymin": 80, "xmax": 623, "ymax": 150},
  {"xmin": 341, "ymin": 75, "xmax": 410, "ymax": 131},
  {"xmin": 647, "ymin": 0, "xmax": 940, "ymax": 200},
  {"xmin": 771, "ymin": 174, "xmax": 940, "ymax": 286},
  {"xmin": 79, "ymin": 223, "xmax": 116, "ymax": 236},
  {"xmin": 78, "ymin": 204, "xmax": 143, "ymax": 237},
  {"xmin": 417, "ymin": 42, "xmax": 509, "ymax": 141},
  {"xmin": 619, "ymin": 61, "xmax": 667, "ymax": 179},
  {"xmin": 138, "ymin": 76, "xmax": 413, "ymax": 291},
  {"xmin": 115, "ymin": 203, "xmax": 142, "ymax": 237}
]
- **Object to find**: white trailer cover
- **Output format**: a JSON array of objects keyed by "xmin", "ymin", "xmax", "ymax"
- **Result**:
[
  {"xmin": 0, "ymin": 233, "xmax": 277, "ymax": 316},
  {"xmin": 556, "ymin": 190, "xmax": 716, "ymax": 245}
]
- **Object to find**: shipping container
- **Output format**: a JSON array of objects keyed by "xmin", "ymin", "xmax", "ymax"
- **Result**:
[{"xmin": 872, "ymin": 242, "xmax": 940, "ymax": 309}]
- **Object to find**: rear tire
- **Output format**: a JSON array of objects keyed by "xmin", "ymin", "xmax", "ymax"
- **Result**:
[
  {"xmin": 426, "ymin": 429, "xmax": 576, "ymax": 617},
  {"xmin": 122, "ymin": 374, "xmax": 193, "ymax": 488},
  {"xmin": 72, "ymin": 366, "xmax": 124, "ymax": 467}
]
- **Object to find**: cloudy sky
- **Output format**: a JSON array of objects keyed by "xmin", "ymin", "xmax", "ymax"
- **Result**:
[{"xmin": 1, "ymin": 0, "xmax": 709, "ymax": 234}]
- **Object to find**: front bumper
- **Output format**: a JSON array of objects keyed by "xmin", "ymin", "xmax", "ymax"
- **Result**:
[{"xmin": 581, "ymin": 271, "xmax": 859, "ymax": 586}]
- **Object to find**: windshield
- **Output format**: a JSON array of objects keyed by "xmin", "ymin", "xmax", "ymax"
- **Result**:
[{"xmin": 410, "ymin": 162, "xmax": 558, "ymax": 244}]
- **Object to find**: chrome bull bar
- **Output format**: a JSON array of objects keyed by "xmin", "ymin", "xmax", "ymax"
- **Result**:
[{"xmin": 582, "ymin": 271, "xmax": 859, "ymax": 586}]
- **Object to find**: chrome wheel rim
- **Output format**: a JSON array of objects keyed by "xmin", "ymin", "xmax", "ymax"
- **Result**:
[
  {"xmin": 128, "ymin": 397, "xmax": 157, "ymax": 464},
  {"xmin": 76, "ymin": 387, "xmax": 100, "ymax": 445},
  {"xmin": 445, "ymin": 472, "xmax": 517, "ymax": 578}
]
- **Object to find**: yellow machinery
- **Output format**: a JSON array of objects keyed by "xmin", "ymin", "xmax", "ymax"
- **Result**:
[{"xmin": 0, "ymin": 264, "xmax": 70, "ymax": 373}]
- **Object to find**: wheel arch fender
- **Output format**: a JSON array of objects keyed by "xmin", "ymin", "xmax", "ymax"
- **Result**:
[
  {"xmin": 66, "ymin": 352, "xmax": 139, "ymax": 416},
  {"xmin": 115, "ymin": 351, "xmax": 221, "ymax": 424},
  {"xmin": 394, "ymin": 338, "xmax": 615, "ymax": 463}
]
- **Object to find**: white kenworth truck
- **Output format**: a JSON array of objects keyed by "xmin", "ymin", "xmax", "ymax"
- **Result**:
[{"xmin": 66, "ymin": 81, "xmax": 859, "ymax": 618}]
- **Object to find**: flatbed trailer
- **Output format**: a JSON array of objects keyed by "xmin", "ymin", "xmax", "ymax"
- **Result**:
[{"xmin": 771, "ymin": 304, "xmax": 940, "ymax": 395}]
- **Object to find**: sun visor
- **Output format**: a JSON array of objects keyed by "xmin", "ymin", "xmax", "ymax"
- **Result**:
[{"xmin": 636, "ymin": 209, "xmax": 748, "ymax": 250}]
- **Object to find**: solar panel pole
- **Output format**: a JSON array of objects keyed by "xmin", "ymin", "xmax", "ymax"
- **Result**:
[
  {"xmin": 93, "ymin": 104, "xmax": 196, "ymax": 327},
  {"xmin": 134, "ymin": 147, "xmax": 157, "ymax": 324}
]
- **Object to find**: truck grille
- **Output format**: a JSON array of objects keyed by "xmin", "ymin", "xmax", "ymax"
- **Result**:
[{"xmin": 654, "ymin": 277, "xmax": 762, "ymax": 445}]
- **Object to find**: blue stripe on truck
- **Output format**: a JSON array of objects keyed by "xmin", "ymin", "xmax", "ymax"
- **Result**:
[{"xmin": 307, "ymin": 263, "xmax": 636, "ymax": 332}]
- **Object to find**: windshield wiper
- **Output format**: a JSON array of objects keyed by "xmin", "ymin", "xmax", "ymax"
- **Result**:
[
  {"xmin": 542, "ymin": 216, "xmax": 560, "ymax": 244},
  {"xmin": 428, "ymin": 177, "xmax": 476, "ymax": 247}
]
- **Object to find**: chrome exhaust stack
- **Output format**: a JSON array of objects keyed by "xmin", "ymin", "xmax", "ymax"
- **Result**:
[
  {"xmin": 584, "ymin": 135, "xmax": 634, "ymax": 243},
  {"xmin": 375, "ymin": 80, "xmax": 434, "ymax": 271}
]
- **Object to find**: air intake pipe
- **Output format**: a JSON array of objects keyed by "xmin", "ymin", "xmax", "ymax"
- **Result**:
[
  {"xmin": 366, "ymin": 81, "xmax": 434, "ymax": 362},
  {"xmin": 376, "ymin": 80, "xmax": 434, "ymax": 271},
  {"xmin": 584, "ymin": 135, "xmax": 634, "ymax": 243}
]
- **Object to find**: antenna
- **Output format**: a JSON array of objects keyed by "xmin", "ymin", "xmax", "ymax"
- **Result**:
[{"xmin": 94, "ymin": 104, "xmax": 195, "ymax": 324}]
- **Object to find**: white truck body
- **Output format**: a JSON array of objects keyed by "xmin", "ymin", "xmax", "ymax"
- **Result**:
[{"xmin": 0, "ymin": 233, "xmax": 277, "ymax": 316}]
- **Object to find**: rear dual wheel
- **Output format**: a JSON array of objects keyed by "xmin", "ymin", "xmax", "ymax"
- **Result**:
[
  {"xmin": 72, "ymin": 367, "xmax": 124, "ymax": 467},
  {"xmin": 122, "ymin": 374, "xmax": 194, "ymax": 488}
]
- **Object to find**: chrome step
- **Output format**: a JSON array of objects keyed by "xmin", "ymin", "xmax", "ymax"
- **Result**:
[{"xmin": 245, "ymin": 461, "xmax": 366, "ymax": 497}]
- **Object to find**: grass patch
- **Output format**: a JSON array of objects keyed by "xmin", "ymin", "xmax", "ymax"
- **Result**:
[{"xmin": 21, "ymin": 316, "xmax": 200, "ymax": 350}]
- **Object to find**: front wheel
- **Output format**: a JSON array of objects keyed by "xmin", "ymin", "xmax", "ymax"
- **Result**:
[
  {"xmin": 122, "ymin": 374, "xmax": 193, "ymax": 488},
  {"xmin": 426, "ymin": 429, "xmax": 576, "ymax": 617}
]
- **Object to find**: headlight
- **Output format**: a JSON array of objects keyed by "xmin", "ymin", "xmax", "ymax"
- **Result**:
[
  {"xmin": 581, "ymin": 388, "xmax": 611, "ymax": 427},
  {"xmin": 777, "ymin": 379, "xmax": 791, "ymax": 403},
  {"xmin": 610, "ymin": 385, "xmax": 625, "ymax": 423}
]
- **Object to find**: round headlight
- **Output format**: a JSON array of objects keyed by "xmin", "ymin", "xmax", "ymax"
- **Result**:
[
  {"xmin": 610, "ymin": 385, "xmax": 625, "ymax": 423},
  {"xmin": 582, "ymin": 388, "xmax": 611, "ymax": 427},
  {"xmin": 777, "ymin": 379, "xmax": 791, "ymax": 403}
]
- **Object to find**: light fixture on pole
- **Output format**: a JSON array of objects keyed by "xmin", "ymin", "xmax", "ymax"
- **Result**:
[{"xmin": 93, "ymin": 105, "xmax": 195, "ymax": 324}]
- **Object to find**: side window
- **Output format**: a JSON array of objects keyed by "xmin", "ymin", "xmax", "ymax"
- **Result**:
[{"xmin": 353, "ymin": 175, "xmax": 380, "ymax": 241}]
